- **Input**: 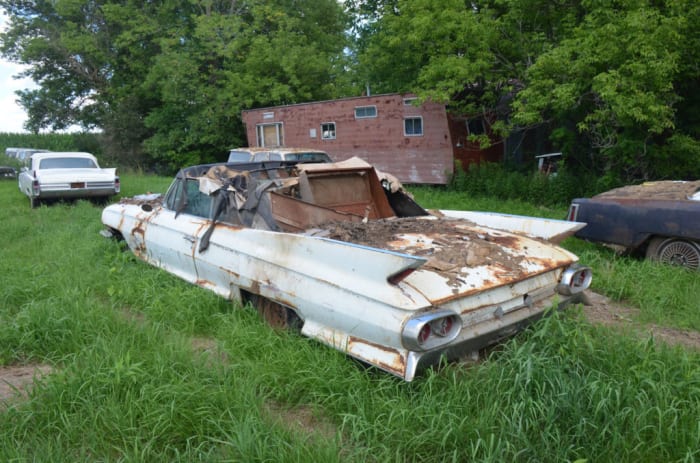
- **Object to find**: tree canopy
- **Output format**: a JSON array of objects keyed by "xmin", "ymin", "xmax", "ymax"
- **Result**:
[
  {"xmin": 1, "ymin": 0, "xmax": 698, "ymax": 180},
  {"xmin": 349, "ymin": 0, "xmax": 700, "ymax": 181},
  {"xmin": 1, "ymin": 0, "xmax": 351, "ymax": 168}
]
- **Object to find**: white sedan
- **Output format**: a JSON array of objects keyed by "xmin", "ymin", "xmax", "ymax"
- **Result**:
[{"xmin": 19, "ymin": 152, "xmax": 120, "ymax": 208}]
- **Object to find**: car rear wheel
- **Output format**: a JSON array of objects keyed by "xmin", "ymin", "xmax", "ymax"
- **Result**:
[
  {"xmin": 646, "ymin": 237, "xmax": 700, "ymax": 270},
  {"xmin": 29, "ymin": 197, "xmax": 39, "ymax": 209},
  {"xmin": 243, "ymin": 292, "xmax": 303, "ymax": 331}
]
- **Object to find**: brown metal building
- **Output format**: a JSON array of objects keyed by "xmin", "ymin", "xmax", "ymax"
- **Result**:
[{"xmin": 241, "ymin": 93, "xmax": 504, "ymax": 184}]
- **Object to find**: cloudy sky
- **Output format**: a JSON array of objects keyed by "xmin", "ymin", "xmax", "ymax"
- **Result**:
[{"xmin": 0, "ymin": 11, "xmax": 35, "ymax": 133}]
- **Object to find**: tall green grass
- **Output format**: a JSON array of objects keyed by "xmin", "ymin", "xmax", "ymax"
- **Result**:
[
  {"xmin": 448, "ymin": 161, "xmax": 620, "ymax": 207},
  {"xmin": 1, "ymin": 174, "xmax": 699, "ymax": 461},
  {"xmin": 412, "ymin": 186, "xmax": 566, "ymax": 218}
]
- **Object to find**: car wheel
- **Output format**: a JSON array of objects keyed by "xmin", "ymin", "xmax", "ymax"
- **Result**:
[
  {"xmin": 244, "ymin": 292, "xmax": 303, "ymax": 331},
  {"xmin": 646, "ymin": 237, "xmax": 700, "ymax": 270},
  {"xmin": 30, "ymin": 197, "xmax": 39, "ymax": 209}
]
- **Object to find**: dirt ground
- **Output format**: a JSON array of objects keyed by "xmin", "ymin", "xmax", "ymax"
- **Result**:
[
  {"xmin": 2, "ymin": 292, "xmax": 699, "ymax": 405},
  {"xmin": 581, "ymin": 291, "xmax": 700, "ymax": 351},
  {"xmin": 0, "ymin": 364, "xmax": 53, "ymax": 405}
]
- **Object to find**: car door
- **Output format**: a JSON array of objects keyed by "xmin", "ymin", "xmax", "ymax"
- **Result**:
[
  {"xmin": 187, "ymin": 187, "xmax": 247, "ymax": 300},
  {"xmin": 142, "ymin": 177, "xmax": 212, "ymax": 284},
  {"xmin": 17, "ymin": 156, "xmax": 37, "ymax": 196}
]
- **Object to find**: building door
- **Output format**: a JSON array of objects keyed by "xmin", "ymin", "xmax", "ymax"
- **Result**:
[{"xmin": 257, "ymin": 123, "xmax": 283, "ymax": 147}]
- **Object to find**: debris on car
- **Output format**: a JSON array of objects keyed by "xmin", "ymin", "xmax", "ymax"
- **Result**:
[
  {"xmin": 102, "ymin": 158, "xmax": 592, "ymax": 380},
  {"xmin": 567, "ymin": 180, "xmax": 700, "ymax": 270}
]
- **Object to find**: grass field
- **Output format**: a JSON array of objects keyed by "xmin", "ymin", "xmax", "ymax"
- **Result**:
[{"xmin": 1, "ymin": 174, "xmax": 699, "ymax": 462}]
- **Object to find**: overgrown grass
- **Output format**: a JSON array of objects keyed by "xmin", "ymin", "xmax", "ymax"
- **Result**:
[
  {"xmin": 572, "ymin": 247, "xmax": 700, "ymax": 329},
  {"xmin": 1, "ymin": 174, "xmax": 699, "ymax": 461},
  {"xmin": 448, "ymin": 161, "xmax": 621, "ymax": 207},
  {"xmin": 411, "ymin": 186, "xmax": 566, "ymax": 218}
]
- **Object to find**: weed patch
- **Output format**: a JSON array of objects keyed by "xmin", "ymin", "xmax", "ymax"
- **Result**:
[{"xmin": 1, "ymin": 174, "xmax": 699, "ymax": 461}]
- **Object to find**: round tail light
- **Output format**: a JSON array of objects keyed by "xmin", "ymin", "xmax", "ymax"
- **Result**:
[
  {"xmin": 557, "ymin": 264, "xmax": 592, "ymax": 295},
  {"xmin": 403, "ymin": 310, "xmax": 462, "ymax": 351}
]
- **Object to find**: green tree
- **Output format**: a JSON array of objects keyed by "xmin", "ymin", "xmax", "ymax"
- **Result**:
[
  {"xmin": 348, "ymin": 0, "xmax": 585, "ymax": 145},
  {"xmin": 142, "ymin": 0, "xmax": 350, "ymax": 170},
  {"xmin": 0, "ymin": 0, "xmax": 195, "ymax": 165},
  {"xmin": 347, "ymin": 0, "xmax": 700, "ymax": 181},
  {"xmin": 513, "ymin": 1, "xmax": 696, "ymax": 180},
  {"xmin": 1, "ymin": 0, "xmax": 350, "ymax": 169}
]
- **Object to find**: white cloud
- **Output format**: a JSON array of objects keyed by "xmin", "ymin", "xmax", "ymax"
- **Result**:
[{"xmin": 0, "ymin": 11, "xmax": 36, "ymax": 133}]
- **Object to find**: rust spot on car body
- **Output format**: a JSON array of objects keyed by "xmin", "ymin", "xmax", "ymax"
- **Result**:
[
  {"xmin": 480, "ymin": 233, "xmax": 522, "ymax": 250},
  {"xmin": 212, "ymin": 222, "xmax": 245, "ymax": 232},
  {"xmin": 257, "ymin": 299, "xmax": 289, "ymax": 329},
  {"xmin": 131, "ymin": 223, "xmax": 147, "ymax": 254},
  {"xmin": 593, "ymin": 181, "xmax": 700, "ymax": 201},
  {"xmin": 195, "ymin": 279, "xmax": 214, "ymax": 289},
  {"xmin": 348, "ymin": 336, "xmax": 406, "ymax": 375},
  {"xmin": 245, "ymin": 294, "xmax": 299, "ymax": 330}
]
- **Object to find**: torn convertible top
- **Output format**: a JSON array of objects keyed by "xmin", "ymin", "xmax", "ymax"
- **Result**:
[{"xmin": 174, "ymin": 157, "xmax": 426, "ymax": 251}]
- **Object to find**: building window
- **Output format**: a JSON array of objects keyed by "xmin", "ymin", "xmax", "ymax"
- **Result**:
[
  {"xmin": 403, "ymin": 97, "xmax": 417, "ymax": 105},
  {"xmin": 256, "ymin": 123, "xmax": 283, "ymax": 147},
  {"xmin": 404, "ymin": 117, "xmax": 423, "ymax": 136},
  {"xmin": 321, "ymin": 122, "xmax": 336, "ymax": 140},
  {"xmin": 466, "ymin": 118, "xmax": 485, "ymax": 135},
  {"xmin": 354, "ymin": 106, "xmax": 377, "ymax": 119}
]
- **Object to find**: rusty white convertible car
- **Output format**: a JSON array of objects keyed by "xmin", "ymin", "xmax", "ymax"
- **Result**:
[
  {"xmin": 101, "ymin": 158, "xmax": 591, "ymax": 380},
  {"xmin": 19, "ymin": 152, "xmax": 120, "ymax": 208}
]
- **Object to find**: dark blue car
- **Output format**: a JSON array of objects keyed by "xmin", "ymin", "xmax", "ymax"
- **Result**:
[{"xmin": 567, "ymin": 180, "xmax": 700, "ymax": 270}]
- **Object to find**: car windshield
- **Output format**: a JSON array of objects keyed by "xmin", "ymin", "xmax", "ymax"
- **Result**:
[
  {"xmin": 228, "ymin": 151, "xmax": 252, "ymax": 163},
  {"xmin": 283, "ymin": 152, "xmax": 331, "ymax": 162},
  {"xmin": 39, "ymin": 157, "xmax": 97, "ymax": 169}
]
